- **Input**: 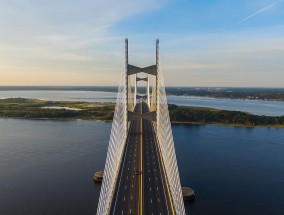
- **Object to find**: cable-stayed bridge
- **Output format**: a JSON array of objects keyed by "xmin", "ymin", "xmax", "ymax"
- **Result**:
[{"xmin": 97, "ymin": 39, "xmax": 185, "ymax": 215}]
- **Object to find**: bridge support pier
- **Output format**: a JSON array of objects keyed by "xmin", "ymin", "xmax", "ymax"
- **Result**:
[
  {"xmin": 96, "ymin": 39, "xmax": 186, "ymax": 215},
  {"xmin": 93, "ymin": 170, "xmax": 104, "ymax": 183},
  {"xmin": 182, "ymin": 187, "xmax": 195, "ymax": 201}
]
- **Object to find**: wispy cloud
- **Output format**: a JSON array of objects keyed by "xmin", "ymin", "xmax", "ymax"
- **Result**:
[
  {"xmin": 239, "ymin": 0, "xmax": 282, "ymax": 24},
  {"xmin": 0, "ymin": 0, "xmax": 162, "ymax": 77}
]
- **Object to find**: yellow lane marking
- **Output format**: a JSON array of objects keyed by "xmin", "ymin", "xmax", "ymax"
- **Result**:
[{"xmin": 139, "ymin": 102, "xmax": 143, "ymax": 215}]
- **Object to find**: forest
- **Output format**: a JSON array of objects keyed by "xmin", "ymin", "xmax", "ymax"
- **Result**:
[{"xmin": 168, "ymin": 104, "xmax": 284, "ymax": 127}]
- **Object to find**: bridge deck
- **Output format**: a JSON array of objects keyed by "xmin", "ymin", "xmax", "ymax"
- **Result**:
[
  {"xmin": 110, "ymin": 104, "xmax": 141, "ymax": 214},
  {"xmin": 110, "ymin": 101, "xmax": 173, "ymax": 215}
]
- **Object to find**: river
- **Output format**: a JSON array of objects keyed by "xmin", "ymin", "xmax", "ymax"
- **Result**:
[
  {"xmin": 0, "ymin": 119, "xmax": 283, "ymax": 215},
  {"xmin": 0, "ymin": 90, "xmax": 284, "ymax": 116}
]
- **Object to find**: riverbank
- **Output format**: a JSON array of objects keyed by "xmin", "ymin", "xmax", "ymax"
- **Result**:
[
  {"xmin": 0, "ymin": 98, "xmax": 283, "ymax": 128},
  {"xmin": 168, "ymin": 104, "xmax": 284, "ymax": 128}
]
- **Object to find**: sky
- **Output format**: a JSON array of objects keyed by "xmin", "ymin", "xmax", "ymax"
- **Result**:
[{"xmin": 0, "ymin": 0, "xmax": 284, "ymax": 87}]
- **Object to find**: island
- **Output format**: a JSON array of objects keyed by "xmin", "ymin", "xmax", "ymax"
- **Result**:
[{"xmin": 0, "ymin": 98, "xmax": 283, "ymax": 128}]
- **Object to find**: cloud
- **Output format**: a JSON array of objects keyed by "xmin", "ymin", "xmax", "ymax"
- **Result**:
[
  {"xmin": 239, "ymin": 1, "xmax": 282, "ymax": 24},
  {"xmin": 0, "ymin": 0, "xmax": 164, "ymax": 86},
  {"xmin": 159, "ymin": 26, "xmax": 284, "ymax": 87},
  {"xmin": 0, "ymin": 0, "xmax": 162, "ymax": 64},
  {"xmin": 1, "ymin": 0, "xmax": 283, "ymax": 87}
]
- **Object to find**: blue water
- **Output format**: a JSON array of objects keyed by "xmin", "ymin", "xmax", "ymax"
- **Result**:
[
  {"xmin": 174, "ymin": 124, "xmax": 284, "ymax": 215},
  {"xmin": 0, "ymin": 119, "xmax": 283, "ymax": 215},
  {"xmin": 0, "ymin": 90, "xmax": 283, "ymax": 116}
]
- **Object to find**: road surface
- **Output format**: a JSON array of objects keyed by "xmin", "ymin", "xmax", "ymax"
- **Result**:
[{"xmin": 110, "ymin": 101, "xmax": 173, "ymax": 215}]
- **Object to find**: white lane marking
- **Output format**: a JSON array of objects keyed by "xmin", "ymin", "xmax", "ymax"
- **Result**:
[
  {"xmin": 151, "ymin": 199, "xmax": 152, "ymax": 204},
  {"xmin": 124, "ymin": 196, "xmax": 125, "ymax": 201},
  {"xmin": 150, "ymin": 187, "xmax": 151, "ymax": 191},
  {"xmin": 125, "ymin": 185, "xmax": 127, "ymax": 190},
  {"xmin": 112, "ymin": 123, "xmax": 133, "ymax": 215}
]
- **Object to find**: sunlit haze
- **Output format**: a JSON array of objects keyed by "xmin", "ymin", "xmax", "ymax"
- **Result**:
[{"xmin": 0, "ymin": 0, "xmax": 284, "ymax": 87}]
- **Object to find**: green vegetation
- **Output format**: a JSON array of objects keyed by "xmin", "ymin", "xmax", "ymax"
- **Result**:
[
  {"xmin": 0, "ymin": 98, "xmax": 115, "ymax": 121},
  {"xmin": 0, "ymin": 98, "xmax": 283, "ymax": 128},
  {"xmin": 168, "ymin": 104, "xmax": 284, "ymax": 128}
]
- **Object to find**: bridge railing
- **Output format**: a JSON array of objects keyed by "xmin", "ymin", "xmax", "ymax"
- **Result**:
[
  {"xmin": 96, "ymin": 63, "xmax": 128, "ymax": 215},
  {"xmin": 155, "ymin": 45, "xmax": 186, "ymax": 215},
  {"xmin": 97, "ymin": 39, "xmax": 185, "ymax": 215}
]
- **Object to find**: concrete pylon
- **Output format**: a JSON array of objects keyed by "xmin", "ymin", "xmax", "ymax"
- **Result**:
[{"xmin": 96, "ymin": 39, "xmax": 185, "ymax": 215}]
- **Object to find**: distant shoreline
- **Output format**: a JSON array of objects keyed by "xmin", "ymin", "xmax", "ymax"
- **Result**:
[
  {"xmin": 0, "ymin": 86, "xmax": 284, "ymax": 101},
  {"xmin": 0, "ymin": 98, "xmax": 283, "ymax": 128}
]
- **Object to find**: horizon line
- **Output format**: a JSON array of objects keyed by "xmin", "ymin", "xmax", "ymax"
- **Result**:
[{"xmin": 0, "ymin": 85, "xmax": 283, "ymax": 89}]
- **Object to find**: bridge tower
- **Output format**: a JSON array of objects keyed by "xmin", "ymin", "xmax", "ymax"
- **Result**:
[{"xmin": 97, "ymin": 39, "xmax": 185, "ymax": 215}]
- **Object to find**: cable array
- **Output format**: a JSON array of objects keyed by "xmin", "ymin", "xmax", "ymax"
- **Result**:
[
  {"xmin": 97, "ymin": 39, "xmax": 185, "ymax": 215},
  {"xmin": 155, "ymin": 42, "xmax": 186, "ymax": 215},
  {"xmin": 96, "ymin": 65, "xmax": 128, "ymax": 215}
]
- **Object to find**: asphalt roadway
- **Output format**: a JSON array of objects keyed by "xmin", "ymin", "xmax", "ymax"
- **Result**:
[{"xmin": 110, "ymin": 101, "xmax": 173, "ymax": 215}]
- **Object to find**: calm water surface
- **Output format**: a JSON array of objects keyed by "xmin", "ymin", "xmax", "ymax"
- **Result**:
[
  {"xmin": 0, "ymin": 90, "xmax": 283, "ymax": 116},
  {"xmin": 0, "ymin": 119, "xmax": 283, "ymax": 215}
]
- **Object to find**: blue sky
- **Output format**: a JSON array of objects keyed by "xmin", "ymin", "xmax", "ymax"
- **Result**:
[{"xmin": 0, "ymin": 0, "xmax": 283, "ymax": 87}]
